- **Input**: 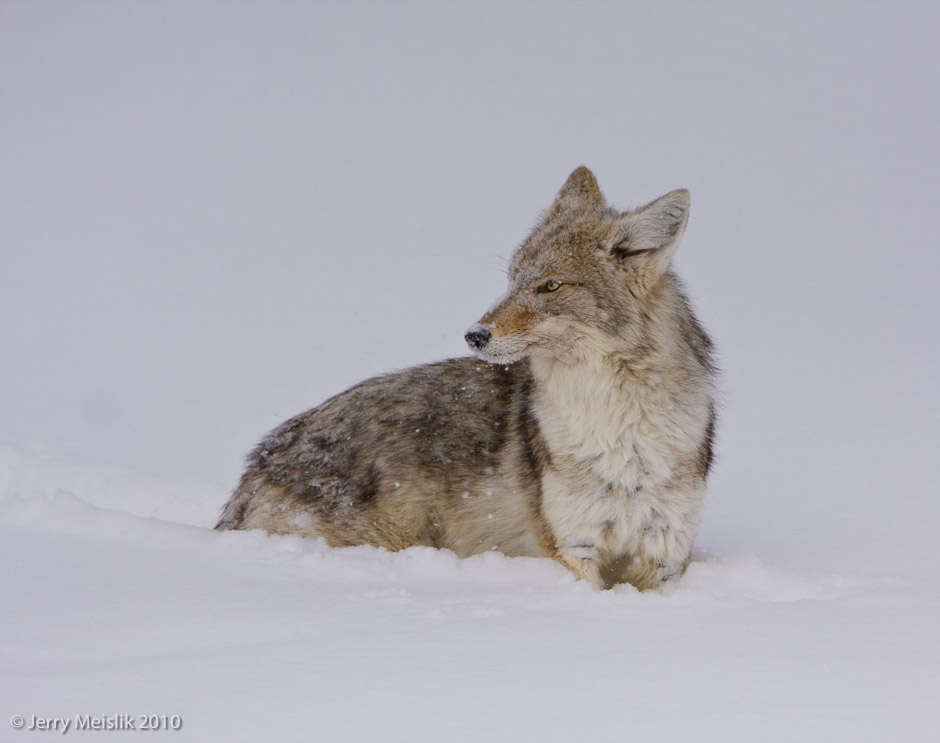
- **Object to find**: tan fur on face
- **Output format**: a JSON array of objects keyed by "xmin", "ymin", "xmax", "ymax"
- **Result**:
[{"xmin": 481, "ymin": 301, "xmax": 535, "ymax": 336}]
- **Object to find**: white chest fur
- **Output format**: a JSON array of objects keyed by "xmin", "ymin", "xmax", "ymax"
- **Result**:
[
  {"xmin": 529, "ymin": 355, "xmax": 710, "ymax": 577},
  {"xmin": 530, "ymin": 355, "xmax": 705, "ymax": 491}
]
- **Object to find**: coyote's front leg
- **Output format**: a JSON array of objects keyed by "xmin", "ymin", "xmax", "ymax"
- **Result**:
[
  {"xmin": 542, "ymin": 472, "xmax": 703, "ymax": 590},
  {"xmin": 620, "ymin": 484, "xmax": 703, "ymax": 590},
  {"xmin": 538, "ymin": 471, "xmax": 611, "ymax": 589},
  {"xmin": 551, "ymin": 544, "xmax": 607, "ymax": 590}
]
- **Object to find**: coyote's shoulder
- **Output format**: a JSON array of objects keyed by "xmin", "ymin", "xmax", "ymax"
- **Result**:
[{"xmin": 217, "ymin": 166, "xmax": 717, "ymax": 590}]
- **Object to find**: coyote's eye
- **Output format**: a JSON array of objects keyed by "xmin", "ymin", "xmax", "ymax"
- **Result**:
[{"xmin": 537, "ymin": 279, "xmax": 563, "ymax": 293}]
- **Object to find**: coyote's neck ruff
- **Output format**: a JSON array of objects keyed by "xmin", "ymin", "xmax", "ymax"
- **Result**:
[
  {"xmin": 531, "ymin": 351, "xmax": 709, "ymax": 491},
  {"xmin": 217, "ymin": 166, "xmax": 716, "ymax": 590}
]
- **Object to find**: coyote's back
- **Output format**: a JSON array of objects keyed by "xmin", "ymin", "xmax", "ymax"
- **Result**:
[
  {"xmin": 218, "ymin": 166, "xmax": 717, "ymax": 590},
  {"xmin": 217, "ymin": 358, "xmax": 547, "ymax": 557}
]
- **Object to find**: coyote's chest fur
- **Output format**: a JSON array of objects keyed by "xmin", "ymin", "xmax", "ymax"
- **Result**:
[
  {"xmin": 530, "ymin": 354, "xmax": 710, "ymax": 584},
  {"xmin": 532, "ymin": 355, "xmax": 689, "ymax": 491}
]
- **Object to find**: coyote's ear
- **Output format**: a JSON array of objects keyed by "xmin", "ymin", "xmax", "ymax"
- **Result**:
[
  {"xmin": 609, "ymin": 189, "xmax": 690, "ymax": 287},
  {"xmin": 550, "ymin": 166, "xmax": 606, "ymax": 213}
]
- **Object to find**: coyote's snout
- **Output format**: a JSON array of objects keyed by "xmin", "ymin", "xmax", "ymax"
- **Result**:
[
  {"xmin": 217, "ymin": 166, "xmax": 717, "ymax": 590},
  {"xmin": 463, "ymin": 327, "xmax": 490, "ymax": 351}
]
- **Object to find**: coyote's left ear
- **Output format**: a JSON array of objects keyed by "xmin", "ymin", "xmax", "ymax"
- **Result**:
[
  {"xmin": 609, "ymin": 189, "xmax": 690, "ymax": 288},
  {"xmin": 551, "ymin": 166, "xmax": 607, "ymax": 213}
]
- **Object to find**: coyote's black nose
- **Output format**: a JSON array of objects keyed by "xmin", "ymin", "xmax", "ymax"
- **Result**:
[{"xmin": 465, "ymin": 328, "xmax": 491, "ymax": 351}]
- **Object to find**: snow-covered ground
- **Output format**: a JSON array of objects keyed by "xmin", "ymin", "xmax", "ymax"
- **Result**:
[{"xmin": 2, "ymin": 2, "xmax": 938, "ymax": 741}]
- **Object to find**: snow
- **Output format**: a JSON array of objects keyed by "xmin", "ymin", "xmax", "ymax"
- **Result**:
[
  {"xmin": 2, "ymin": 1, "xmax": 939, "ymax": 741},
  {"xmin": 2, "ymin": 448, "xmax": 936, "ymax": 741}
]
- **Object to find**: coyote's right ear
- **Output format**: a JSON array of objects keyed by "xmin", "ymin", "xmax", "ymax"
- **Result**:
[
  {"xmin": 550, "ymin": 166, "xmax": 606, "ymax": 213},
  {"xmin": 609, "ymin": 189, "xmax": 690, "ymax": 290}
]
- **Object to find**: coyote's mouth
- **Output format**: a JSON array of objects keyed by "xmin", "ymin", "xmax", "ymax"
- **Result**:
[
  {"xmin": 469, "ymin": 346, "xmax": 528, "ymax": 365},
  {"xmin": 469, "ymin": 337, "xmax": 544, "ymax": 365}
]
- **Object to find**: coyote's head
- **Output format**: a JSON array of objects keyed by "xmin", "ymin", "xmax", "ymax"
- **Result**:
[{"xmin": 465, "ymin": 166, "xmax": 691, "ymax": 364}]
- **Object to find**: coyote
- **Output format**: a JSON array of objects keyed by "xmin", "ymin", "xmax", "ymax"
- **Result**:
[{"xmin": 216, "ymin": 167, "xmax": 717, "ymax": 590}]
